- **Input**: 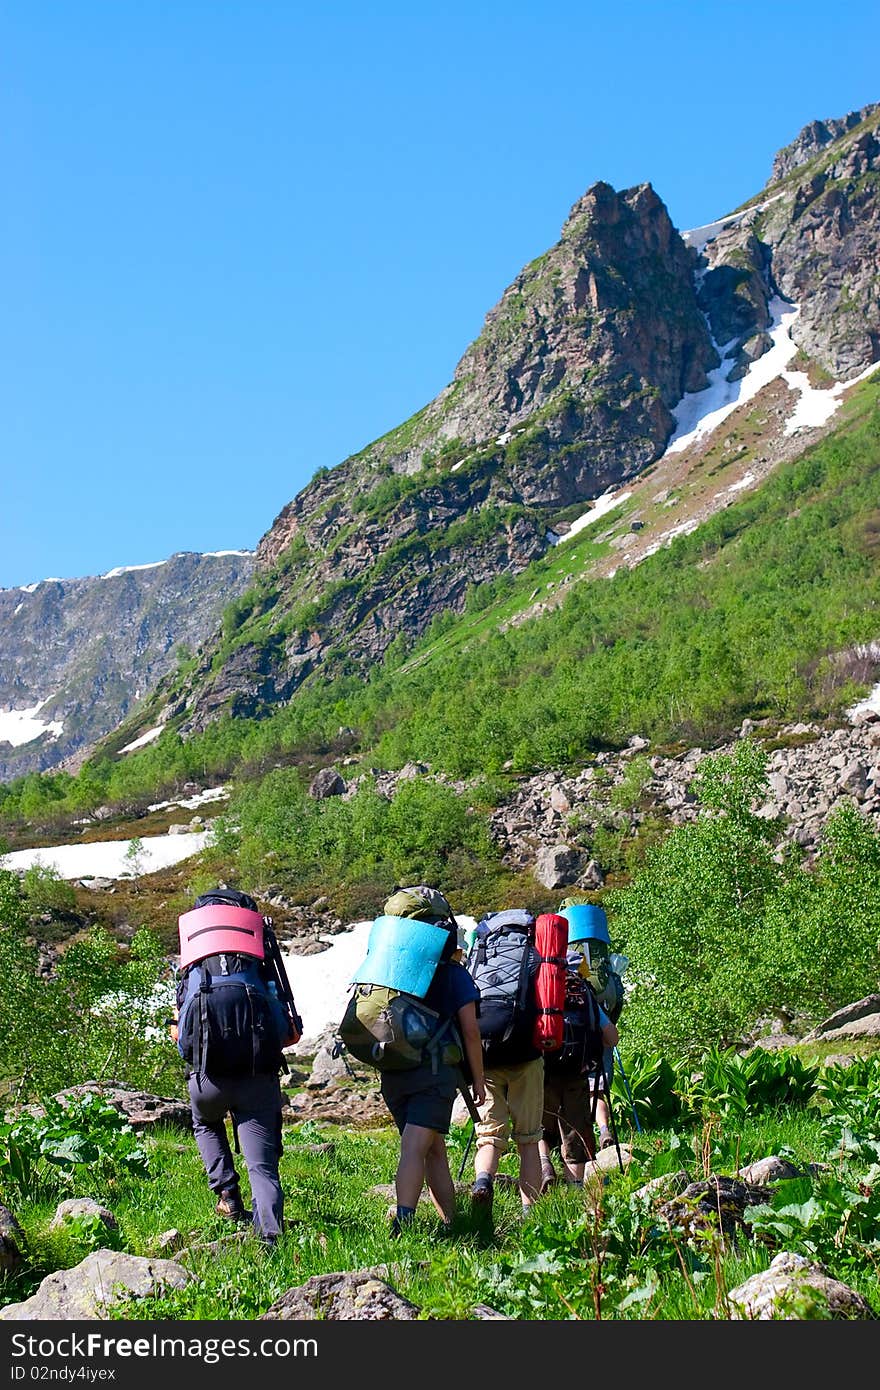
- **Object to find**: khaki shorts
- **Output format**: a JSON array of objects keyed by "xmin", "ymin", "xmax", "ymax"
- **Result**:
[{"xmin": 475, "ymin": 1057, "xmax": 545, "ymax": 1152}]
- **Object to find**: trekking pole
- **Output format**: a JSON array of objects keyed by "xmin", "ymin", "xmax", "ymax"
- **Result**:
[
  {"xmin": 600, "ymin": 1057, "xmax": 625, "ymax": 1174},
  {"xmin": 457, "ymin": 1123, "xmax": 475, "ymax": 1182},
  {"xmin": 456, "ymin": 1083, "xmax": 481, "ymax": 1180},
  {"xmin": 263, "ymin": 917, "xmax": 304, "ymax": 1036},
  {"xmin": 613, "ymin": 1046, "xmax": 642, "ymax": 1133}
]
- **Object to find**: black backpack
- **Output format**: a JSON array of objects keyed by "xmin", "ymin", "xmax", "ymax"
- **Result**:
[
  {"xmin": 176, "ymin": 889, "xmax": 290, "ymax": 1079},
  {"xmin": 466, "ymin": 909, "xmax": 540, "ymax": 1067},
  {"xmin": 544, "ymin": 971, "xmax": 606, "ymax": 1079}
]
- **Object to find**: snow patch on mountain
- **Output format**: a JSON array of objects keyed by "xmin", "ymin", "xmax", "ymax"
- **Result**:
[
  {"xmin": 664, "ymin": 297, "xmax": 879, "ymax": 459},
  {"xmin": 557, "ymin": 488, "xmax": 632, "ymax": 543},
  {"xmin": 117, "ymin": 725, "xmax": 165, "ymax": 755},
  {"xmin": 0, "ymin": 700, "xmax": 64, "ymax": 748}
]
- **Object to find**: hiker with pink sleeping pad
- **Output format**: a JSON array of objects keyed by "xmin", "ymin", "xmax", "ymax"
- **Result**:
[{"xmin": 171, "ymin": 887, "xmax": 303, "ymax": 1248}]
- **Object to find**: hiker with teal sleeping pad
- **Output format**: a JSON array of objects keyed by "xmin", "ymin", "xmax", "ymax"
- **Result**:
[{"xmin": 337, "ymin": 886, "xmax": 485, "ymax": 1236}]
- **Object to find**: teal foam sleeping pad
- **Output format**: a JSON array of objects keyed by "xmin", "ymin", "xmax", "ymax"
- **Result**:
[{"xmin": 350, "ymin": 915, "xmax": 450, "ymax": 999}]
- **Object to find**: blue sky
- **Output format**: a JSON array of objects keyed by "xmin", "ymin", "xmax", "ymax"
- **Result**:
[{"xmin": 1, "ymin": 1, "xmax": 877, "ymax": 588}]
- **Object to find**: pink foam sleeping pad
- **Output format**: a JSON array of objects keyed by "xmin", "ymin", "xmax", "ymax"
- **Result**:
[{"xmin": 177, "ymin": 904, "xmax": 266, "ymax": 969}]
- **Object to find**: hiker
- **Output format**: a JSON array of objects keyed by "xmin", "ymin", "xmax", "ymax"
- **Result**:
[
  {"xmin": 339, "ymin": 885, "xmax": 485, "ymax": 1237},
  {"xmin": 559, "ymin": 898, "xmax": 625, "ymax": 1153},
  {"xmin": 171, "ymin": 888, "xmax": 302, "ymax": 1248},
  {"xmin": 465, "ymin": 909, "xmax": 545, "ymax": 1219},
  {"xmin": 539, "ymin": 956, "xmax": 619, "ymax": 1189}
]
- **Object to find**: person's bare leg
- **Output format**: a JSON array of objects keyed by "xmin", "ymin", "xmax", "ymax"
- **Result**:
[
  {"xmin": 423, "ymin": 1130, "xmax": 455, "ymax": 1223},
  {"xmin": 395, "ymin": 1123, "xmax": 437, "ymax": 1211},
  {"xmin": 473, "ymin": 1142, "xmax": 501, "ymax": 1180},
  {"xmin": 517, "ymin": 1141, "xmax": 542, "ymax": 1207}
]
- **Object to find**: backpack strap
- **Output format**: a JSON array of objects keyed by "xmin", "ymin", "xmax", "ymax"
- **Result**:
[
  {"xmin": 424, "ymin": 1016, "xmax": 454, "ymax": 1075},
  {"xmin": 195, "ymin": 963, "xmax": 212, "ymax": 1083}
]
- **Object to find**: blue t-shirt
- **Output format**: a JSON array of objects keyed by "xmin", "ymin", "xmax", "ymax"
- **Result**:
[{"xmin": 424, "ymin": 960, "xmax": 480, "ymax": 1022}]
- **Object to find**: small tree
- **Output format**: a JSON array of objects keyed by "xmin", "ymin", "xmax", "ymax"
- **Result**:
[{"xmin": 123, "ymin": 836, "xmax": 146, "ymax": 890}]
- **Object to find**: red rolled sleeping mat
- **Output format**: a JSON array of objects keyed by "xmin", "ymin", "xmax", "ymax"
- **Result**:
[{"xmin": 532, "ymin": 912, "xmax": 569, "ymax": 1052}]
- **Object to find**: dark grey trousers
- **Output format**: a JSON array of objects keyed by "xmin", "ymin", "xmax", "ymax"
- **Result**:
[{"xmin": 187, "ymin": 1072, "xmax": 284, "ymax": 1240}]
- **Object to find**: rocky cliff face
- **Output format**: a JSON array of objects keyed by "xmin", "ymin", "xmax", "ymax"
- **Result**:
[
  {"xmin": 769, "ymin": 103, "xmax": 879, "ymax": 184},
  {"xmin": 0, "ymin": 552, "xmax": 254, "ymax": 779},
  {"xmin": 132, "ymin": 106, "xmax": 880, "ymax": 736}
]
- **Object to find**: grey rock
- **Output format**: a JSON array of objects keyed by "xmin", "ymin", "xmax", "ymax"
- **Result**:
[
  {"xmin": 260, "ymin": 1269, "xmax": 420, "ymax": 1321},
  {"xmin": 579, "ymin": 858, "xmax": 605, "ymax": 889},
  {"xmin": 657, "ymin": 1175, "xmax": 771, "ymax": 1243},
  {"xmin": 633, "ymin": 1170, "xmax": 691, "ymax": 1202},
  {"xmin": 50, "ymin": 1199, "xmax": 118, "ymax": 1231},
  {"xmin": 820, "ymin": 1053, "xmax": 857, "ymax": 1068},
  {"xmin": 534, "ymin": 843, "xmax": 583, "ymax": 889},
  {"xmin": 0, "ymin": 1205, "xmax": 25, "ymax": 1274},
  {"xmin": 306, "ymin": 1044, "xmax": 350, "ymax": 1089},
  {"xmin": 728, "ymin": 1251, "xmax": 875, "ymax": 1320},
  {"xmin": 43, "ymin": 1082, "xmax": 192, "ymax": 1131},
  {"xmin": 738, "ymin": 1156, "xmax": 806, "ymax": 1185},
  {"xmin": 155, "ymin": 1229, "xmax": 185, "ymax": 1253},
  {"xmin": 804, "ymin": 993, "xmax": 880, "ymax": 1041},
  {"xmin": 0, "ymin": 1249, "xmax": 189, "ymax": 1320},
  {"xmin": 308, "ymin": 767, "xmax": 347, "ymax": 799}
]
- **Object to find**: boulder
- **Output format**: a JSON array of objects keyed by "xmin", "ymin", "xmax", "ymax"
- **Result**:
[
  {"xmin": 738, "ymin": 1156, "xmax": 806, "ymax": 1185},
  {"xmin": 633, "ymin": 1170, "xmax": 691, "ymax": 1202},
  {"xmin": 727, "ymin": 1251, "xmax": 875, "ymax": 1320},
  {"xmin": 260, "ymin": 1269, "xmax": 420, "ymax": 1320},
  {"xmin": 0, "ymin": 1249, "xmax": 189, "ymax": 1320},
  {"xmin": 803, "ymin": 994, "xmax": 880, "ymax": 1041},
  {"xmin": 656, "ymin": 1175, "xmax": 771, "ymax": 1243},
  {"xmin": 0, "ymin": 1206, "xmax": 25, "ymax": 1275},
  {"xmin": 155, "ymin": 1229, "xmax": 185, "ymax": 1253},
  {"xmin": 534, "ymin": 844, "xmax": 583, "ymax": 890},
  {"xmin": 49, "ymin": 1199, "xmax": 118, "ymax": 1231},
  {"xmin": 47, "ymin": 1082, "xmax": 192, "ymax": 1131},
  {"xmin": 306, "ymin": 1042, "xmax": 350, "ymax": 1089},
  {"xmin": 308, "ymin": 767, "xmax": 347, "ymax": 799}
]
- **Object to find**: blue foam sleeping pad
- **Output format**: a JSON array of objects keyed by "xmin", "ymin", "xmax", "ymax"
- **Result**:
[
  {"xmin": 350, "ymin": 915, "xmax": 450, "ymax": 998},
  {"xmin": 563, "ymin": 903, "xmax": 610, "ymax": 944}
]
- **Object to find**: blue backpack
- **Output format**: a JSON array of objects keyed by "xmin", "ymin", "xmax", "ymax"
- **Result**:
[{"xmin": 176, "ymin": 951, "xmax": 291, "ymax": 1079}]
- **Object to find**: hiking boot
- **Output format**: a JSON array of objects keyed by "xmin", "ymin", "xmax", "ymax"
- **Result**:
[
  {"xmin": 598, "ymin": 1128, "xmax": 614, "ymax": 1151},
  {"xmin": 540, "ymin": 1165, "xmax": 557, "ymax": 1194},
  {"xmin": 215, "ymin": 1187, "xmax": 247, "ymax": 1222},
  {"xmin": 470, "ymin": 1175, "xmax": 494, "ymax": 1212}
]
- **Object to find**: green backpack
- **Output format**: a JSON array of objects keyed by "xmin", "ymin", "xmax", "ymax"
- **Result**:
[
  {"xmin": 337, "ymin": 885, "xmax": 463, "ymax": 1073},
  {"xmin": 338, "ymin": 983, "xmax": 462, "ymax": 1072}
]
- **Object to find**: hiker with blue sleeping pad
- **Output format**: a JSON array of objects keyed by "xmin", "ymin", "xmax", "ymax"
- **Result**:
[
  {"xmin": 464, "ymin": 908, "xmax": 546, "ymax": 1220},
  {"xmin": 171, "ymin": 887, "xmax": 303, "ymax": 1248},
  {"xmin": 559, "ymin": 898, "xmax": 626, "ymax": 1153},
  {"xmin": 337, "ymin": 885, "xmax": 485, "ymax": 1237}
]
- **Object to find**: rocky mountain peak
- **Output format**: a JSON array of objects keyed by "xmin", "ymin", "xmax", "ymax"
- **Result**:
[{"xmin": 769, "ymin": 102, "xmax": 880, "ymax": 185}]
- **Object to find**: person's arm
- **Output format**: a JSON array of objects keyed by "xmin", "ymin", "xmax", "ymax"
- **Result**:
[
  {"xmin": 457, "ymin": 1000, "xmax": 486, "ymax": 1106},
  {"xmin": 598, "ymin": 1002, "xmax": 619, "ymax": 1049},
  {"xmin": 167, "ymin": 1004, "xmax": 179, "ymax": 1045}
]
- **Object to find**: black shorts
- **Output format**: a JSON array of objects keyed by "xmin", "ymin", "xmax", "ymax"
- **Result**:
[{"xmin": 381, "ymin": 1064, "xmax": 459, "ymax": 1135}]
